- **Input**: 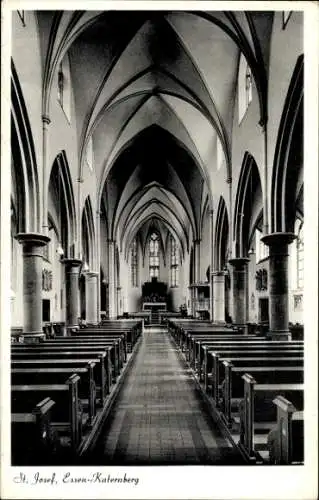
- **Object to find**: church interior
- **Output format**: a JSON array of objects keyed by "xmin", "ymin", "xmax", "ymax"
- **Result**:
[{"xmin": 5, "ymin": 9, "xmax": 308, "ymax": 468}]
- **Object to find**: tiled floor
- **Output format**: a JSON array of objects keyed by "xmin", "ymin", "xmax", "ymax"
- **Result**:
[{"xmin": 89, "ymin": 328, "xmax": 244, "ymax": 465}]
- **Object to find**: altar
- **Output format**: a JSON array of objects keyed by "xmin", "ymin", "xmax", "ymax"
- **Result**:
[
  {"xmin": 142, "ymin": 302, "xmax": 167, "ymax": 312},
  {"xmin": 141, "ymin": 278, "xmax": 167, "ymax": 324}
]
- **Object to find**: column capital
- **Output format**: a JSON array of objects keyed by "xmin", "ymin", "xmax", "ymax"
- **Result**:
[
  {"xmin": 212, "ymin": 270, "xmax": 227, "ymax": 277},
  {"xmin": 261, "ymin": 232, "xmax": 296, "ymax": 249},
  {"xmin": 42, "ymin": 114, "xmax": 51, "ymax": 126},
  {"xmin": 228, "ymin": 257, "xmax": 250, "ymax": 269},
  {"xmin": 86, "ymin": 271, "xmax": 99, "ymax": 278},
  {"xmin": 15, "ymin": 232, "xmax": 50, "ymax": 247},
  {"xmin": 62, "ymin": 258, "xmax": 82, "ymax": 268}
]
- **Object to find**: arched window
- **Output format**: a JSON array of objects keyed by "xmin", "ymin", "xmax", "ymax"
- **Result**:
[
  {"xmin": 238, "ymin": 53, "xmax": 253, "ymax": 124},
  {"xmin": 131, "ymin": 238, "xmax": 138, "ymax": 287},
  {"xmin": 170, "ymin": 236, "xmax": 179, "ymax": 287},
  {"xmin": 245, "ymin": 65, "xmax": 253, "ymax": 108},
  {"xmin": 296, "ymin": 222, "xmax": 304, "ymax": 289},
  {"xmin": 58, "ymin": 62, "xmax": 64, "ymax": 108},
  {"xmin": 216, "ymin": 137, "xmax": 223, "ymax": 171},
  {"xmin": 57, "ymin": 54, "xmax": 71, "ymax": 122},
  {"xmin": 149, "ymin": 232, "xmax": 160, "ymax": 278},
  {"xmin": 85, "ymin": 137, "xmax": 94, "ymax": 172}
]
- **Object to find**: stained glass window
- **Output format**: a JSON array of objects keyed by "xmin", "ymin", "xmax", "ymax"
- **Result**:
[
  {"xmin": 238, "ymin": 53, "xmax": 253, "ymax": 124},
  {"xmin": 170, "ymin": 236, "xmax": 179, "ymax": 287},
  {"xmin": 149, "ymin": 233, "xmax": 160, "ymax": 278},
  {"xmin": 131, "ymin": 238, "xmax": 138, "ymax": 287}
]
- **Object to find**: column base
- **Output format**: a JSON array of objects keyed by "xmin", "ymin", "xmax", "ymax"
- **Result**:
[
  {"xmin": 22, "ymin": 333, "xmax": 45, "ymax": 343},
  {"xmin": 233, "ymin": 324, "xmax": 248, "ymax": 335},
  {"xmin": 65, "ymin": 325, "xmax": 80, "ymax": 336},
  {"xmin": 267, "ymin": 330, "xmax": 292, "ymax": 341}
]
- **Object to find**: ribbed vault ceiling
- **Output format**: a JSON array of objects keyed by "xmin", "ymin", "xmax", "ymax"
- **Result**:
[{"xmin": 38, "ymin": 10, "xmax": 273, "ymax": 253}]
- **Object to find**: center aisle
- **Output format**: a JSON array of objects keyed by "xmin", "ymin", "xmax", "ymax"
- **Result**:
[{"xmin": 89, "ymin": 327, "xmax": 244, "ymax": 465}]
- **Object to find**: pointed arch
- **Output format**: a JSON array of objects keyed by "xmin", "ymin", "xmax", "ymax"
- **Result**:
[
  {"xmin": 81, "ymin": 196, "xmax": 95, "ymax": 269},
  {"xmin": 215, "ymin": 196, "xmax": 229, "ymax": 270},
  {"xmin": 271, "ymin": 54, "xmax": 303, "ymax": 233},
  {"xmin": 233, "ymin": 152, "xmax": 263, "ymax": 257},
  {"xmin": 11, "ymin": 60, "xmax": 40, "ymax": 233},
  {"xmin": 48, "ymin": 151, "xmax": 77, "ymax": 257}
]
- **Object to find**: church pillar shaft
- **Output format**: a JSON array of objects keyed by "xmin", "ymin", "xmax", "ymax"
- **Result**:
[
  {"xmin": 212, "ymin": 271, "xmax": 226, "ymax": 323},
  {"xmin": 41, "ymin": 115, "xmax": 50, "ymax": 236},
  {"xmin": 64, "ymin": 258, "xmax": 82, "ymax": 330},
  {"xmin": 96, "ymin": 211, "xmax": 101, "ymax": 322},
  {"xmin": 85, "ymin": 271, "xmax": 99, "ymax": 325},
  {"xmin": 193, "ymin": 239, "xmax": 201, "ymax": 283},
  {"xmin": 209, "ymin": 210, "xmax": 214, "ymax": 321},
  {"xmin": 229, "ymin": 258, "xmax": 249, "ymax": 328},
  {"xmin": 262, "ymin": 233, "xmax": 296, "ymax": 340},
  {"xmin": 15, "ymin": 233, "xmax": 50, "ymax": 340},
  {"xmin": 108, "ymin": 240, "xmax": 116, "ymax": 319}
]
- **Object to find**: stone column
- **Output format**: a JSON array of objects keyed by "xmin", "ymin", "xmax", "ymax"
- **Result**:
[
  {"xmin": 108, "ymin": 240, "xmax": 116, "ymax": 319},
  {"xmin": 63, "ymin": 258, "xmax": 82, "ymax": 332},
  {"xmin": 85, "ymin": 271, "xmax": 99, "ymax": 325},
  {"xmin": 228, "ymin": 257, "xmax": 250, "ymax": 332},
  {"xmin": 15, "ymin": 233, "xmax": 50, "ymax": 342},
  {"xmin": 41, "ymin": 115, "xmax": 51, "ymax": 236},
  {"xmin": 96, "ymin": 211, "xmax": 101, "ymax": 322},
  {"xmin": 262, "ymin": 232, "xmax": 296, "ymax": 340},
  {"xmin": 212, "ymin": 271, "xmax": 226, "ymax": 323},
  {"xmin": 193, "ymin": 239, "xmax": 201, "ymax": 283},
  {"xmin": 117, "ymin": 287, "xmax": 122, "ymax": 317},
  {"xmin": 209, "ymin": 209, "xmax": 214, "ymax": 321}
]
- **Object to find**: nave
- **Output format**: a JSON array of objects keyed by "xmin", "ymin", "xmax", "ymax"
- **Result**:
[
  {"xmin": 86, "ymin": 327, "xmax": 244, "ymax": 465},
  {"xmin": 5, "ymin": 7, "xmax": 313, "ymax": 480},
  {"xmin": 11, "ymin": 317, "xmax": 304, "ymax": 467}
]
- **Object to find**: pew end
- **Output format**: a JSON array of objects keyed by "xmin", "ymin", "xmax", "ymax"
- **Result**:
[
  {"xmin": 11, "ymin": 397, "xmax": 59, "ymax": 465},
  {"xmin": 269, "ymin": 395, "xmax": 304, "ymax": 464}
]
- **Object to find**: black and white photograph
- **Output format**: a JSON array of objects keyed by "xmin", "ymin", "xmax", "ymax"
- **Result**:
[{"xmin": 0, "ymin": 1, "xmax": 318, "ymax": 499}]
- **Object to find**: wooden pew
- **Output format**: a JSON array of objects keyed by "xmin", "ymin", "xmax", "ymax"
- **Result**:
[
  {"xmin": 41, "ymin": 338, "xmax": 122, "ymax": 375},
  {"xmin": 11, "ymin": 357, "xmax": 107, "ymax": 402},
  {"xmin": 11, "ymin": 347, "xmax": 112, "ymax": 385},
  {"xmin": 167, "ymin": 319, "xmax": 234, "ymax": 345},
  {"xmin": 51, "ymin": 338, "xmax": 122, "ymax": 375},
  {"xmin": 191, "ymin": 335, "xmax": 262, "ymax": 369},
  {"xmin": 268, "ymin": 395, "xmax": 304, "ymax": 464},
  {"xmin": 12, "ymin": 343, "xmax": 116, "ymax": 385},
  {"xmin": 11, "ymin": 397, "xmax": 58, "ymax": 465},
  {"xmin": 40, "ymin": 336, "xmax": 124, "ymax": 373},
  {"xmin": 172, "ymin": 325, "xmax": 240, "ymax": 352},
  {"xmin": 68, "ymin": 333, "xmax": 126, "ymax": 366},
  {"xmin": 204, "ymin": 345, "xmax": 303, "ymax": 398},
  {"xmin": 78, "ymin": 322, "xmax": 142, "ymax": 352},
  {"xmin": 12, "ymin": 374, "xmax": 82, "ymax": 452},
  {"xmin": 222, "ymin": 360, "xmax": 304, "ymax": 424},
  {"xmin": 11, "ymin": 364, "xmax": 96, "ymax": 425},
  {"xmin": 239, "ymin": 373, "xmax": 303, "ymax": 460}
]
